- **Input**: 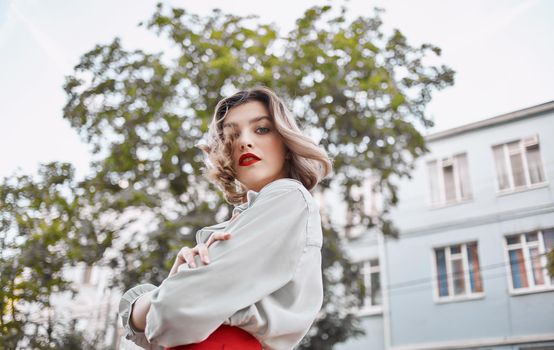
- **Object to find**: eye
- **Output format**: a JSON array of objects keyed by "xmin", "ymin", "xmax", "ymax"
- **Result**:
[{"xmin": 256, "ymin": 127, "xmax": 270, "ymax": 134}]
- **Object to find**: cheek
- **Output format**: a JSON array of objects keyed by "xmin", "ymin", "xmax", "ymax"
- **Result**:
[{"xmin": 269, "ymin": 140, "xmax": 287, "ymax": 161}]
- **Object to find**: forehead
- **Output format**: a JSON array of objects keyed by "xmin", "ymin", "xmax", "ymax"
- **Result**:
[{"xmin": 223, "ymin": 100, "xmax": 271, "ymax": 127}]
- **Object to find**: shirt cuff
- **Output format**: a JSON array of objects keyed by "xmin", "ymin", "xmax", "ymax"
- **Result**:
[{"xmin": 119, "ymin": 283, "xmax": 159, "ymax": 349}]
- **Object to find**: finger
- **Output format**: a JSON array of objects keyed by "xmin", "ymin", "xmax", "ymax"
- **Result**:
[
  {"xmin": 206, "ymin": 235, "xmax": 214, "ymax": 247},
  {"xmin": 206, "ymin": 233, "xmax": 222, "ymax": 246},
  {"xmin": 220, "ymin": 232, "xmax": 232, "ymax": 240},
  {"xmin": 177, "ymin": 247, "xmax": 191, "ymax": 262},
  {"xmin": 181, "ymin": 247, "xmax": 196, "ymax": 268},
  {"xmin": 207, "ymin": 232, "xmax": 232, "ymax": 246},
  {"xmin": 197, "ymin": 244, "xmax": 210, "ymax": 264}
]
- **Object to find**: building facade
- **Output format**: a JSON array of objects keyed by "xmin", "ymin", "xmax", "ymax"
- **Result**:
[{"xmin": 338, "ymin": 101, "xmax": 554, "ymax": 350}]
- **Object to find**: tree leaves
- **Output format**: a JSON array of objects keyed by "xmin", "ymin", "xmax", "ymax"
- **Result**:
[{"xmin": 0, "ymin": 163, "xmax": 114, "ymax": 348}]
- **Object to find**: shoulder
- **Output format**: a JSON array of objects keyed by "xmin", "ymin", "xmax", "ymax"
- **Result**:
[{"xmin": 257, "ymin": 178, "xmax": 317, "ymax": 212}]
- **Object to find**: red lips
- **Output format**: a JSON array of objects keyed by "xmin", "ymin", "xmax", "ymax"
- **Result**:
[{"xmin": 239, "ymin": 152, "xmax": 261, "ymax": 166}]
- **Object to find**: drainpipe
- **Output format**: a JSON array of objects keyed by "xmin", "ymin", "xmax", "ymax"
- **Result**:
[{"xmin": 378, "ymin": 230, "xmax": 392, "ymax": 350}]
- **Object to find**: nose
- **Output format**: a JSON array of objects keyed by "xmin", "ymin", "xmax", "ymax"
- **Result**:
[
  {"xmin": 240, "ymin": 142, "xmax": 253, "ymax": 150},
  {"xmin": 237, "ymin": 131, "xmax": 253, "ymax": 150}
]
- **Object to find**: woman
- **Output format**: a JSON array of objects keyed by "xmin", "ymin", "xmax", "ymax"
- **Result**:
[{"xmin": 119, "ymin": 86, "xmax": 332, "ymax": 350}]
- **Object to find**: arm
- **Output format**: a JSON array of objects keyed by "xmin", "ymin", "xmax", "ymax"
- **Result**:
[
  {"xmin": 118, "ymin": 284, "xmax": 161, "ymax": 350},
  {"xmin": 130, "ymin": 291, "xmax": 153, "ymax": 332},
  {"xmin": 130, "ymin": 231, "xmax": 232, "ymax": 332},
  {"xmin": 144, "ymin": 184, "xmax": 311, "ymax": 347}
]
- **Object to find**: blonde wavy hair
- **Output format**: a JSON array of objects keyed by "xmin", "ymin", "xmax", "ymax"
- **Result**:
[{"xmin": 198, "ymin": 86, "xmax": 333, "ymax": 205}]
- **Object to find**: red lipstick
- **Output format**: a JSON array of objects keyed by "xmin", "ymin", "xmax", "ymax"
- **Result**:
[{"xmin": 239, "ymin": 152, "xmax": 261, "ymax": 166}]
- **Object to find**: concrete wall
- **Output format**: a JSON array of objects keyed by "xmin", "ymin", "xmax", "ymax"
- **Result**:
[{"xmin": 342, "ymin": 108, "xmax": 554, "ymax": 349}]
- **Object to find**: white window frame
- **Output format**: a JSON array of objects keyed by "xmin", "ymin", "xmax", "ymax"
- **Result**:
[
  {"xmin": 432, "ymin": 241, "xmax": 484, "ymax": 303},
  {"xmin": 492, "ymin": 135, "xmax": 548, "ymax": 194},
  {"xmin": 345, "ymin": 174, "xmax": 382, "ymax": 240},
  {"xmin": 427, "ymin": 153, "xmax": 472, "ymax": 207},
  {"xmin": 356, "ymin": 258, "xmax": 383, "ymax": 315},
  {"xmin": 504, "ymin": 229, "xmax": 554, "ymax": 295},
  {"xmin": 83, "ymin": 264, "xmax": 93, "ymax": 284}
]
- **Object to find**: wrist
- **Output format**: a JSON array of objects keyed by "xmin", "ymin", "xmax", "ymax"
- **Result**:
[{"xmin": 130, "ymin": 292, "xmax": 152, "ymax": 332}]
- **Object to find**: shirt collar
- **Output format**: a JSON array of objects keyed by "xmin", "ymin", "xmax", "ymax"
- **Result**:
[{"xmin": 232, "ymin": 189, "xmax": 259, "ymax": 217}]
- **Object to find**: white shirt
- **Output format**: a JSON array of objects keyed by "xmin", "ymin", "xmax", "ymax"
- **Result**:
[{"xmin": 118, "ymin": 178, "xmax": 324, "ymax": 350}]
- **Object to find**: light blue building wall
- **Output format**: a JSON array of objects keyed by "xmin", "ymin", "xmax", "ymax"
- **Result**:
[{"xmin": 337, "ymin": 101, "xmax": 554, "ymax": 350}]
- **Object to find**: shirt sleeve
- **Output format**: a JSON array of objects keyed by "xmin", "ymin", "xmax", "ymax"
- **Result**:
[
  {"xmin": 144, "ymin": 184, "xmax": 311, "ymax": 347},
  {"xmin": 118, "ymin": 284, "xmax": 163, "ymax": 350}
]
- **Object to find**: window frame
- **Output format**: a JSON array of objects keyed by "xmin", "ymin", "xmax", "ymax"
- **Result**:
[
  {"xmin": 492, "ymin": 135, "xmax": 548, "ymax": 194},
  {"xmin": 504, "ymin": 229, "xmax": 554, "ymax": 295},
  {"xmin": 356, "ymin": 258, "xmax": 383, "ymax": 316},
  {"xmin": 432, "ymin": 241, "xmax": 485, "ymax": 303},
  {"xmin": 427, "ymin": 153, "xmax": 473, "ymax": 208},
  {"xmin": 83, "ymin": 264, "xmax": 93, "ymax": 284}
]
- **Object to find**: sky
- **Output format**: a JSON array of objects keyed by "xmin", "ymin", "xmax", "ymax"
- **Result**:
[{"xmin": 1, "ymin": 0, "xmax": 553, "ymax": 181}]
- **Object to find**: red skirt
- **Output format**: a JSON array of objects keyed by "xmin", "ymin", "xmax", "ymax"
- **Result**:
[{"xmin": 165, "ymin": 325, "xmax": 262, "ymax": 350}]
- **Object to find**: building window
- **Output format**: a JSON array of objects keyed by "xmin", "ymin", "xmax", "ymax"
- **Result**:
[
  {"xmin": 427, "ymin": 153, "xmax": 472, "ymax": 206},
  {"xmin": 357, "ymin": 259, "xmax": 382, "ymax": 311},
  {"xmin": 434, "ymin": 242, "xmax": 483, "ymax": 300},
  {"xmin": 345, "ymin": 175, "xmax": 382, "ymax": 240},
  {"xmin": 492, "ymin": 135, "xmax": 546, "ymax": 192},
  {"xmin": 82, "ymin": 264, "xmax": 93, "ymax": 284},
  {"xmin": 505, "ymin": 229, "xmax": 554, "ymax": 292}
]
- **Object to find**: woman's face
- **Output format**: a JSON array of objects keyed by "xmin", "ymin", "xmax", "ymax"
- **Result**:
[{"xmin": 223, "ymin": 100, "xmax": 288, "ymax": 193}]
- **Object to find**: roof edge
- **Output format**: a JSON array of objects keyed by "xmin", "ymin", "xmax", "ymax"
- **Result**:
[{"xmin": 426, "ymin": 100, "xmax": 554, "ymax": 142}]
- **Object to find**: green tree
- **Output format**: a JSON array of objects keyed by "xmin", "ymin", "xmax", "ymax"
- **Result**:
[
  {"xmin": 0, "ymin": 163, "xmax": 114, "ymax": 348},
  {"xmin": 26, "ymin": 317, "xmax": 110, "ymax": 350},
  {"xmin": 63, "ymin": 4, "xmax": 453, "ymax": 348},
  {"xmin": 1, "ymin": 3, "xmax": 453, "ymax": 349}
]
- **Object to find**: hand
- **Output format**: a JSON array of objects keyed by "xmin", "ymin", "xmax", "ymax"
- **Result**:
[{"xmin": 168, "ymin": 232, "xmax": 232, "ymax": 277}]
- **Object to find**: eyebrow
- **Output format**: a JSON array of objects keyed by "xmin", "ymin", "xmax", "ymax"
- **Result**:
[{"xmin": 222, "ymin": 116, "xmax": 272, "ymax": 129}]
